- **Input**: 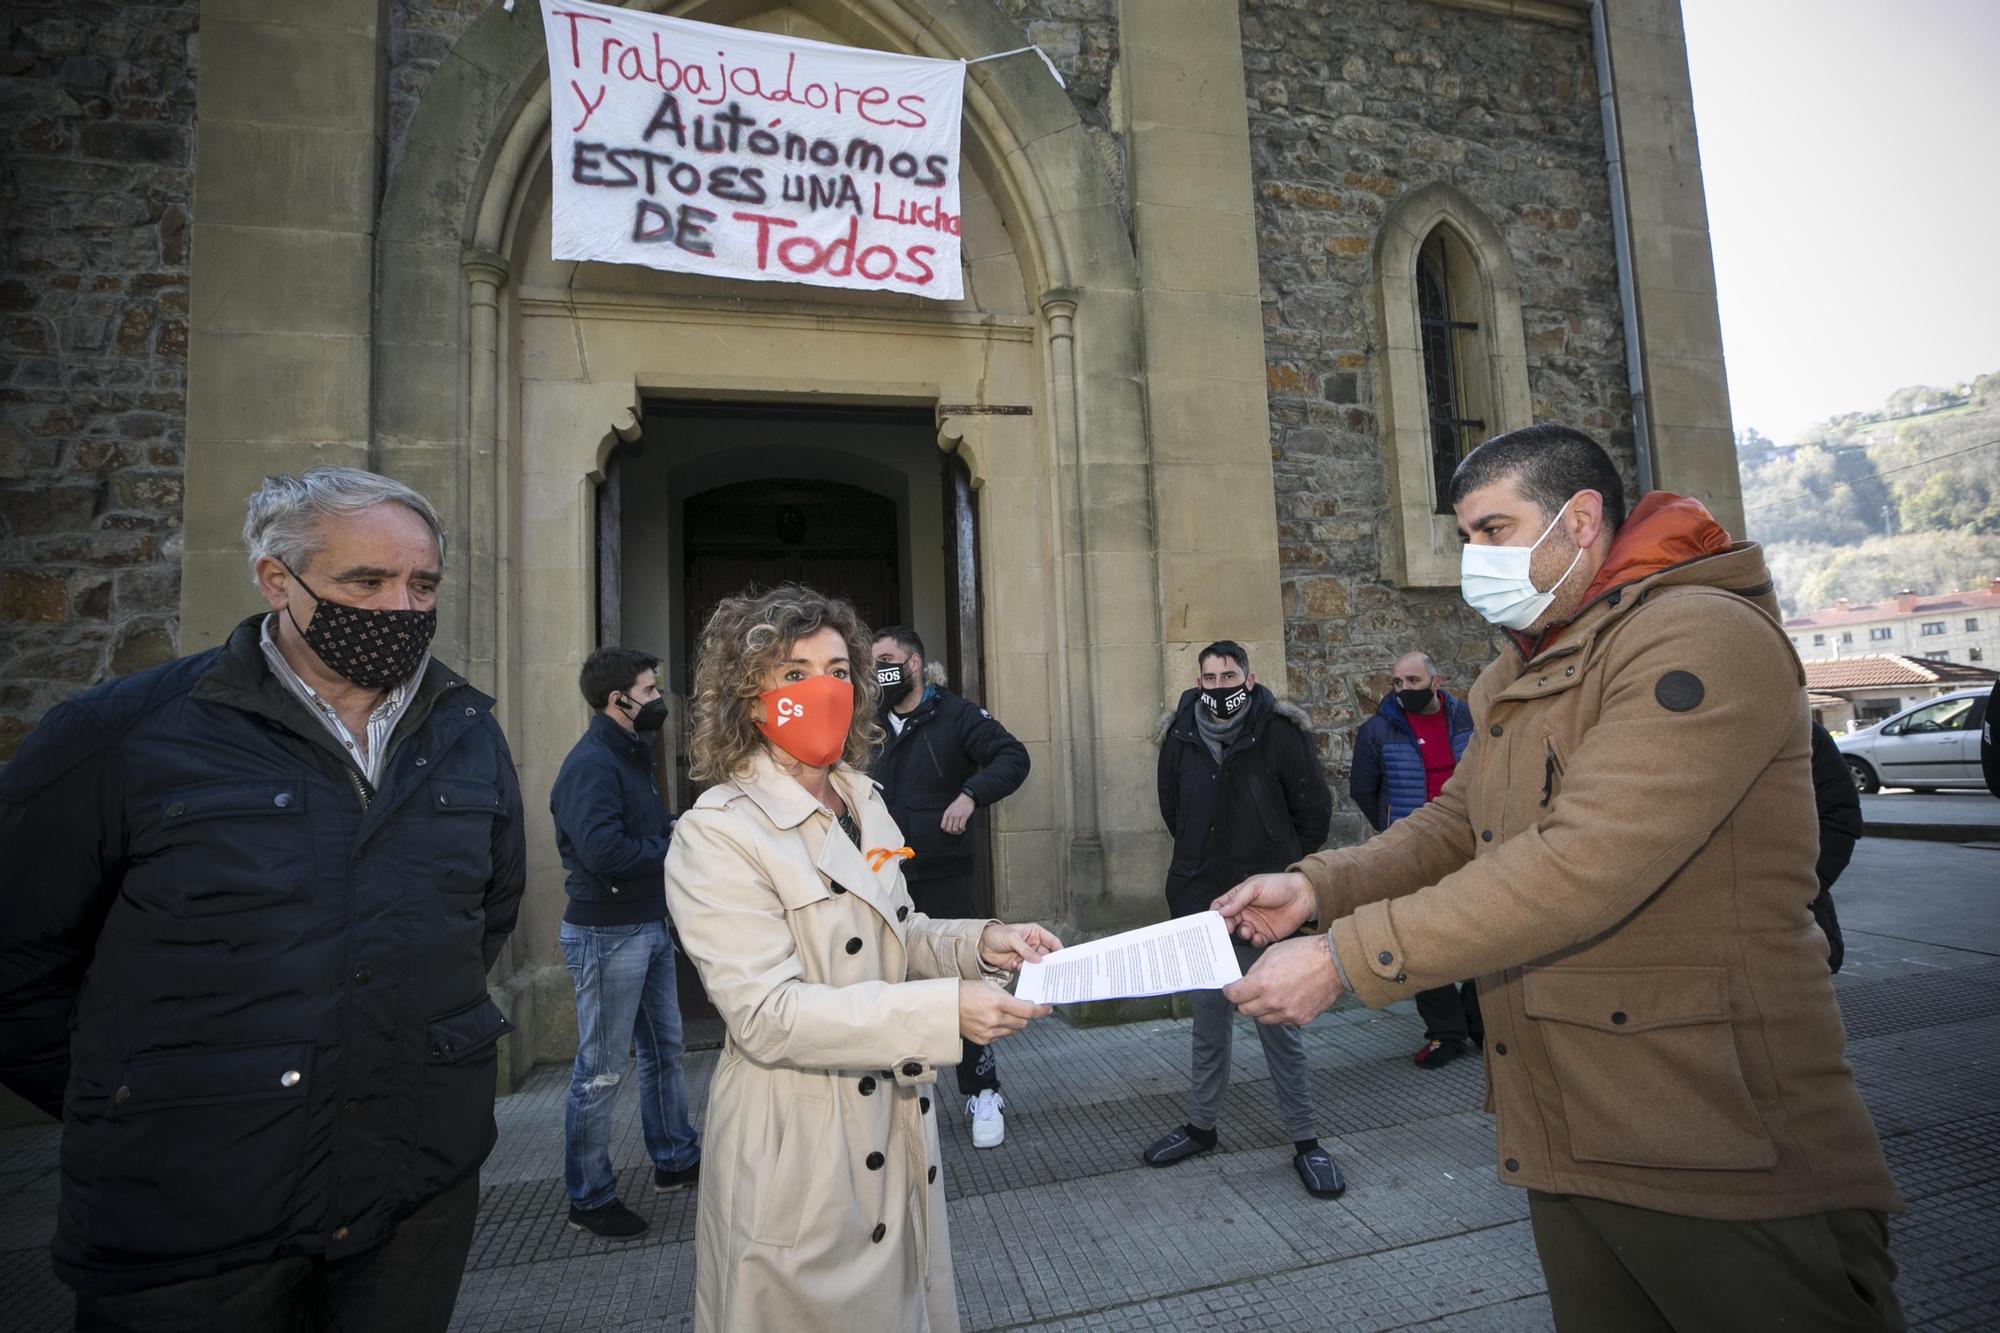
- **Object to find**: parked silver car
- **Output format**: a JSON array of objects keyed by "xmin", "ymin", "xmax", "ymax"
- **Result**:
[{"xmin": 1835, "ymin": 688, "xmax": 1992, "ymax": 793}]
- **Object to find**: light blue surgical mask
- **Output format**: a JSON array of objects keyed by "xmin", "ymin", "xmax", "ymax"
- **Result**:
[{"xmin": 1459, "ymin": 499, "xmax": 1585, "ymax": 630}]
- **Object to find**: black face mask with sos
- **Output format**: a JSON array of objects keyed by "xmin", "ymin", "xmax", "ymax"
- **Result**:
[
  {"xmin": 875, "ymin": 660, "xmax": 917, "ymax": 706},
  {"xmin": 1199, "ymin": 684, "xmax": 1250, "ymax": 718}
]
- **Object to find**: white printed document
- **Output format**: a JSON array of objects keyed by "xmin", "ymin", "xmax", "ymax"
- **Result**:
[{"xmin": 1015, "ymin": 911, "xmax": 1243, "ymax": 1005}]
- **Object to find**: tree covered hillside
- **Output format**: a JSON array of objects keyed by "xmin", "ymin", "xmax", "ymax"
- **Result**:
[{"xmin": 1737, "ymin": 372, "xmax": 2000, "ymax": 618}]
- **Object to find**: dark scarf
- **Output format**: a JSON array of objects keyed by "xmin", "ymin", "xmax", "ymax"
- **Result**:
[{"xmin": 1194, "ymin": 695, "xmax": 1252, "ymax": 765}]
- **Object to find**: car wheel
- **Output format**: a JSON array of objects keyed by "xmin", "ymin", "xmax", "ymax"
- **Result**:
[{"xmin": 1846, "ymin": 757, "xmax": 1880, "ymax": 794}]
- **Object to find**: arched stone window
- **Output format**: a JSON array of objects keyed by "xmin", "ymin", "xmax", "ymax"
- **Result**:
[{"xmin": 1372, "ymin": 185, "xmax": 1531, "ymax": 586}]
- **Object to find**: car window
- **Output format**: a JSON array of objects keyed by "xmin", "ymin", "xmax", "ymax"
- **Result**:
[{"xmin": 1901, "ymin": 697, "xmax": 1978, "ymax": 733}]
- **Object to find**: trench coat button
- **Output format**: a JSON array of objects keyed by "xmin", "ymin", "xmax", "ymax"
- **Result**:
[
  {"xmin": 1565, "ymin": 666, "xmax": 1576, "ymax": 676},
  {"xmin": 333, "ymin": 1226, "xmax": 351, "ymax": 1242},
  {"xmin": 343, "ymin": 1100, "xmax": 358, "ymax": 1117},
  {"xmin": 902, "ymin": 1061, "xmax": 921, "ymax": 1077},
  {"xmin": 166, "ymin": 801, "xmax": 185, "ymax": 817},
  {"xmin": 1490, "ymin": 724, "xmax": 1503, "ymax": 737},
  {"xmin": 897, "ymin": 906, "xmax": 909, "ymax": 921},
  {"xmin": 355, "ymin": 968, "xmax": 372, "ymax": 984},
  {"xmin": 928, "ymin": 1166, "xmax": 938, "ymax": 1184},
  {"xmin": 1481, "ymin": 830, "xmax": 1494, "ymax": 842},
  {"xmin": 438, "ymin": 794, "xmax": 450, "ymax": 806},
  {"xmin": 866, "ymin": 1152, "xmax": 885, "ymax": 1170},
  {"xmin": 1495, "ymin": 1042, "xmax": 1508, "ymax": 1056},
  {"xmin": 1611, "ymin": 1011, "xmax": 1628, "ymax": 1025},
  {"xmin": 464, "ymin": 706, "xmax": 477, "ymax": 716},
  {"xmin": 1504, "ymin": 1158, "xmax": 1519, "ymax": 1173},
  {"xmin": 920, "ymin": 1096, "xmax": 931, "ymax": 1114},
  {"xmin": 114, "ymin": 1086, "xmax": 130, "ymax": 1104},
  {"xmin": 280, "ymin": 1069, "xmax": 301, "ymax": 1088},
  {"xmin": 1377, "ymin": 951, "xmax": 1393, "ymax": 966},
  {"xmin": 273, "ymin": 792, "xmax": 293, "ymax": 808},
  {"xmin": 414, "ymin": 757, "xmax": 427, "ymax": 766},
  {"xmin": 846, "ymin": 937, "xmax": 863, "ymax": 955},
  {"xmin": 871, "ymin": 1223, "xmax": 887, "ymax": 1244},
  {"xmin": 859, "ymin": 1077, "xmax": 876, "ymax": 1095}
]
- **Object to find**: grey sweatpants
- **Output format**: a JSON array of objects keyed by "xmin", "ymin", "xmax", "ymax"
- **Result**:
[{"xmin": 1187, "ymin": 941, "xmax": 1318, "ymax": 1142}]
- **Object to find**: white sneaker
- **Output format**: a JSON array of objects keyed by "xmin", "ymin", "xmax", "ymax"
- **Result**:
[{"xmin": 967, "ymin": 1090, "xmax": 1006, "ymax": 1149}]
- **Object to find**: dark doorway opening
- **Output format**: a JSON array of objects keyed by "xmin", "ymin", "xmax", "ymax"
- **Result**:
[{"xmin": 596, "ymin": 399, "xmax": 988, "ymax": 1041}]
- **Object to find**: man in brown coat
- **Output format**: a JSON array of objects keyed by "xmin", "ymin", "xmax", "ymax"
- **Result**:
[{"xmin": 1216, "ymin": 425, "xmax": 1904, "ymax": 1331}]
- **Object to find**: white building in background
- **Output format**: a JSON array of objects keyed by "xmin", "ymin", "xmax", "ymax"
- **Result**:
[{"xmin": 1785, "ymin": 580, "xmax": 2000, "ymax": 668}]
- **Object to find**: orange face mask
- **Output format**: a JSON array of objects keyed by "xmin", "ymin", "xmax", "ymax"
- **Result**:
[{"xmin": 756, "ymin": 673, "xmax": 855, "ymax": 768}]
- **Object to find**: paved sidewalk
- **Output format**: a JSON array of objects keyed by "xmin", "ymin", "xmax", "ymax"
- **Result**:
[
  {"xmin": 1862, "ymin": 790, "xmax": 2000, "ymax": 842},
  {"xmin": 4, "ymin": 838, "xmax": 1997, "ymax": 1331}
]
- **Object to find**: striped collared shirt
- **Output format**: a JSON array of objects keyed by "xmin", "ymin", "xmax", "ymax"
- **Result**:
[{"xmin": 259, "ymin": 613, "xmax": 426, "ymax": 788}]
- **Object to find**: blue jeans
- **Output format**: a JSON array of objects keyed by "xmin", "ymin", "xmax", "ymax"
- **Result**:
[{"xmin": 560, "ymin": 920, "xmax": 701, "ymax": 1209}]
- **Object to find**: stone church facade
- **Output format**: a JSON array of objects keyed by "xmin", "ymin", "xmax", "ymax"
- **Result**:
[{"xmin": 0, "ymin": 0, "xmax": 1738, "ymax": 1076}]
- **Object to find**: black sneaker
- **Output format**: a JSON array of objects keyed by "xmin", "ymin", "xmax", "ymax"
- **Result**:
[
  {"xmin": 655, "ymin": 1159, "xmax": 701, "ymax": 1192},
  {"xmin": 567, "ymin": 1199, "xmax": 648, "ymax": 1240},
  {"xmin": 1141, "ymin": 1126, "xmax": 1216, "ymax": 1167},
  {"xmin": 1294, "ymin": 1147, "xmax": 1345, "ymax": 1198}
]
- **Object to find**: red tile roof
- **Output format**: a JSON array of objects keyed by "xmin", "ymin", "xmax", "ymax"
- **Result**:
[
  {"xmin": 1786, "ymin": 580, "xmax": 2000, "ymax": 629},
  {"xmin": 1801, "ymin": 655, "xmax": 2000, "ymax": 691}
]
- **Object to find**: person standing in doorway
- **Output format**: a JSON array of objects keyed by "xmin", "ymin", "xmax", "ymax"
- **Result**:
[
  {"xmin": 551, "ymin": 647, "xmax": 701, "ymax": 1240},
  {"xmin": 1349, "ymin": 650, "xmax": 1480, "ymax": 1068},
  {"xmin": 1145, "ymin": 640, "xmax": 1342, "ymax": 1197},
  {"xmin": 869, "ymin": 626, "xmax": 1031, "ymax": 1149}
]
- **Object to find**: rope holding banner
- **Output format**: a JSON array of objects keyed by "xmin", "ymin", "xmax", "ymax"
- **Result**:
[{"xmin": 964, "ymin": 45, "xmax": 1067, "ymax": 89}]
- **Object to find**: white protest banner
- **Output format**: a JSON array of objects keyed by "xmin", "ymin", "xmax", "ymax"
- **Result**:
[{"xmin": 540, "ymin": 0, "xmax": 966, "ymax": 299}]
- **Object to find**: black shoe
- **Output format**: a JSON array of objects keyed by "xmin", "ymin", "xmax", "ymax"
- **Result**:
[
  {"xmin": 1141, "ymin": 1126, "xmax": 1216, "ymax": 1167},
  {"xmin": 1294, "ymin": 1147, "xmax": 1345, "ymax": 1198},
  {"xmin": 655, "ymin": 1159, "xmax": 701, "ymax": 1192},
  {"xmin": 1413, "ymin": 1038, "xmax": 1468, "ymax": 1069},
  {"xmin": 567, "ymin": 1199, "xmax": 648, "ymax": 1240}
]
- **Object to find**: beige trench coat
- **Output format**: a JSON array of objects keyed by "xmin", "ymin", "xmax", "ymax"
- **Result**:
[{"xmin": 664, "ymin": 748, "xmax": 996, "ymax": 1333}]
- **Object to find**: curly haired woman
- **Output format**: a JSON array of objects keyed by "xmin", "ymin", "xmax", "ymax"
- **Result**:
[{"xmin": 665, "ymin": 584, "xmax": 1060, "ymax": 1333}]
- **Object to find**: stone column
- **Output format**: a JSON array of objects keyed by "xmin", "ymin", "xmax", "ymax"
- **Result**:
[
  {"xmin": 178, "ymin": 0, "xmax": 391, "ymax": 647},
  {"xmin": 461, "ymin": 249, "xmax": 509, "ymax": 719},
  {"xmin": 1600, "ymin": 0, "xmax": 1743, "ymax": 535}
]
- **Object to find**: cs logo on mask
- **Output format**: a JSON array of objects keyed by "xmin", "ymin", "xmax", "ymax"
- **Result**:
[{"xmin": 775, "ymin": 696, "xmax": 805, "ymax": 726}]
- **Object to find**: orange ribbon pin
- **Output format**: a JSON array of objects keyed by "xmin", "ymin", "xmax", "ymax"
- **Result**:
[{"xmin": 866, "ymin": 846, "xmax": 916, "ymax": 872}]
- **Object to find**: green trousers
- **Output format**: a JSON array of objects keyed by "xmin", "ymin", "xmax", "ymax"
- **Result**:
[{"xmin": 1529, "ymin": 1191, "xmax": 1905, "ymax": 1332}]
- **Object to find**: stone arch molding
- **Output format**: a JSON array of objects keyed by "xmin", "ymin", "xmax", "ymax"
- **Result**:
[
  {"xmin": 374, "ymin": 0, "xmax": 1143, "ymax": 671},
  {"xmin": 372, "ymin": 0, "xmax": 1154, "ymax": 1000},
  {"xmin": 1370, "ymin": 181, "xmax": 1532, "ymax": 588}
]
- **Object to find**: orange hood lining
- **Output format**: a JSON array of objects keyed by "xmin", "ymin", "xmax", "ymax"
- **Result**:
[{"xmin": 1517, "ymin": 491, "xmax": 1732, "ymax": 655}]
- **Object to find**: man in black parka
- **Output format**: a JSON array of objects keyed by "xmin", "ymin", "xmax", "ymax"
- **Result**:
[
  {"xmin": 869, "ymin": 626, "xmax": 1029, "ymax": 1148},
  {"xmin": 1144, "ymin": 640, "xmax": 1342, "ymax": 1197},
  {"xmin": 0, "ymin": 467, "xmax": 524, "ymax": 1332}
]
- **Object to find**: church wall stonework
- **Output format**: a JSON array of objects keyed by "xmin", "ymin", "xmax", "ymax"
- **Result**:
[
  {"xmin": 0, "ymin": 0, "xmax": 197, "ymax": 760},
  {"xmin": 1242, "ymin": 0, "xmax": 1636, "ymax": 835}
]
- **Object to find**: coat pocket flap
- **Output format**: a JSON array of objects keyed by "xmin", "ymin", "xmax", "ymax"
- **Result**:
[
  {"xmin": 428, "ymin": 996, "xmax": 514, "ymax": 1064},
  {"xmin": 432, "ymin": 778, "xmax": 503, "ymax": 813},
  {"xmin": 115, "ymin": 1040, "xmax": 315, "ymax": 1113},
  {"xmin": 1522, "ymin": 966, "xmax": 1728, "ymax": 1034},
  {"xmin": 161, "ymin": 778, "xmax": 307, "ymax": 825}
]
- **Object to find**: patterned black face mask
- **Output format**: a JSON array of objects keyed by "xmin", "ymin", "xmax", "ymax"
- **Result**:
[{"xmin": 283, "ymin": 562, "xmax": 436, "ymax": 690}]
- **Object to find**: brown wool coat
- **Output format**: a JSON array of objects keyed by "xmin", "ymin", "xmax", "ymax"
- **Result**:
[
  {"xmin": 1301, "ymin": 539, "xmax": 1901, "ymax": 1221},
  {"xmin": 665, "ymin": 749, "xmax": 997, "ymax": 1333}
]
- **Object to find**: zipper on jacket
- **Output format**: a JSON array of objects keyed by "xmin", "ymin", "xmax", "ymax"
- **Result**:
[{"xmin": 345, "ymin": 764, "xmax": 373, "ymax": 810}]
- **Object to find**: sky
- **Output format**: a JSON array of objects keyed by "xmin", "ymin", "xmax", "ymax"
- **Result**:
[{"xmin": 1679, "ymin": 0, "xmax": 2000, "ymax": 443}]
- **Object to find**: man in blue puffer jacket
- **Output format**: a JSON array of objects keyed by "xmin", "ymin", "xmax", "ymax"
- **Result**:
[{"xmin": 1348, "ymin": 650, "xmax": 1479, "ymax": 1068}]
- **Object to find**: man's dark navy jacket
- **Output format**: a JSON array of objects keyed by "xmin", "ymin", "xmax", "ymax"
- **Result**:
[
  {"xmin": 550, "ymin": 712, "xmax": 671, "ymax": 925},
  {"xmin": 0, "ymin": 615, "xmax": 525, "ymax": 1295},
  {"xmin": 872, "ymin": 687, "xmax": 1029, "ymax": 884}
]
